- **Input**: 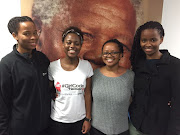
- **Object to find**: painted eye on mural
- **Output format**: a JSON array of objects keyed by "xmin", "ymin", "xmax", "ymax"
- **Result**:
[{"xmin": 83, "ymin": 32, "xmax": 94, "ymax": 46}]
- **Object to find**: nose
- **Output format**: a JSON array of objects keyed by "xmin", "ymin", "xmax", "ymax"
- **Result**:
[
  {"xmin": 31, "ymin": 33, "xmax": 38, "ymax": 40},
  {"xmin": 70, "ymin": 43, "xmax": 75, "ymax": 48},
  {"xmin": 145, "ymin": 41, "xmax": 152, "ymax": 46},
  {"xmin": 79, "ymin": 38, "xmax": 105, "ymax": 67}
]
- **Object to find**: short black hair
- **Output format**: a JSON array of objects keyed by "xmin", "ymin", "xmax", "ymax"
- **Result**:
[
  {"xmin": 102, "ymin": 39, "xmax": 124, "ymax": 56},
  {"xmin": 8, "ymin": 16, "xmax": 34, "ymax": 34},
  {"xmin": 62, "ymin": 26, "xmax": 84, "ymax": 45}
]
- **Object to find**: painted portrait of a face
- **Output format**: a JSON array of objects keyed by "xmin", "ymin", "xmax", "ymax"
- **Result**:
[{"xmin": 31, "ymin": 0, "xmax": 140, "ymax": 69}]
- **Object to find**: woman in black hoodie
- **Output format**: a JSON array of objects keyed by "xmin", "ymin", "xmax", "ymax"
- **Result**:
[
  {"xmin": 0, "ymin": 16, "xmax": 50, "ymax": 135},
  {"xmin": 129, "ymin": 21, "xmax": 180, "ymax": 135}
]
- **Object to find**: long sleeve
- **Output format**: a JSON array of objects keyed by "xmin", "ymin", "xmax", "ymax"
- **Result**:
[
  {"xmin": 0, "ymin": 60, "xmax": 13, "ymax": 135},
  {"xmin": 167, "ymin": 61, "xmax": 180, "ymax": 135}
]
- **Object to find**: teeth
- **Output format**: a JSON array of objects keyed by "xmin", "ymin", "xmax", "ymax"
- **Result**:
[
  {"xmin": 69, "ymin": 50, "xmax": 75, "ymax": 53},
  {"xmin": 145, "ymin": 48, "xmax": 152, "ymax": 51},
  {"xmin": 107, "ymin": 59, "xmax": 113, "ymax": 62}
]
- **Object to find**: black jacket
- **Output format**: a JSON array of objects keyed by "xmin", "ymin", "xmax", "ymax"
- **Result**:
[
  {"xmin": 0, "ymin": 45, "xmax": 51, "ymax": 135},
  {"xmin": 129, "ymin": 50, "xmax": 180, "ymax": 135}
]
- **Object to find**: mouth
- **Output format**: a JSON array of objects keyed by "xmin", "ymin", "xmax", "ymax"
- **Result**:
[
  {"xmin": 144, "ymin": 48, "xmax": 153, "ymax": 52},
  {"xmin": 106, "ymin": 58, "xmax": 114, "ymax": 63},
  {"xmin": 143, "ymin": 47, "xmax": 153, "ymax": 52},
  {"xmin": 69, "ymin": 50, "xmax": 76, "ymax": 53},
  {"xmin": 29, "ymin": 42, "xmax": 37, "ymax": 46}
]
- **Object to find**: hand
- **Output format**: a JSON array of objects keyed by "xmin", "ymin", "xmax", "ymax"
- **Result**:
[{"xmin": 81, "ymin": 121, "xmax": 91, "ymax": 134}]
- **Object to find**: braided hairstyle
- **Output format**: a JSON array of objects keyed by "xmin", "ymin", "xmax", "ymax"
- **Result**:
[
  {"xmin": 8, "ymin": 16, "xmax": 34, "ymax": 34},
  {"xmin": 130, "ymin": 21, "xmax": 165, "ymax": 70}
]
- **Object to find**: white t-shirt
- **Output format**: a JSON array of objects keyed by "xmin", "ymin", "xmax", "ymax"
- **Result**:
[{"xmin": 48, "ymin": 58, "xmax": 93, "ymax": 123}]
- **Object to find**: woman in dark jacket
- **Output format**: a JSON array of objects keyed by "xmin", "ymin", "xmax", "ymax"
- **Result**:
[
  {"xmin": 0, "ymin": 16, "xmax": 50, "ymax": 135},
  {"xmin": 129, "ymin": 21, "xmax": 180, "ymax": 135}
]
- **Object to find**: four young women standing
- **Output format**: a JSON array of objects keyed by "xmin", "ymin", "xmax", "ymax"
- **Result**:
[{"xmin": 1, "ymin": 16, "xmax": 180, "ymax": 135}]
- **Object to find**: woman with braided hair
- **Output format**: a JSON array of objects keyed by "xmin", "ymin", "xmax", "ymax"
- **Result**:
[{"xmin": 129, "ymin": 21, "xmax": 180, "ymax": 135}]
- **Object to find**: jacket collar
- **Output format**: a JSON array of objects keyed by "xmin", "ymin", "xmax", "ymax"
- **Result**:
[
  {"xmin": 13, "ymin": 44, "xmax": 36, "ymax": 61},
  {"xmin": 134, "ymin": 50, "xmax": 171, "ymax": 74},
  {"xmin": 136, "ymin": 50, "xmax": 170, "ymax": 67}
]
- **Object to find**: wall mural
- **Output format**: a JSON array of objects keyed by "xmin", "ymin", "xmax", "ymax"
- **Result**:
[{"xmin": 22, "ymin": 0, "xmax": 143, "ymax": 69}]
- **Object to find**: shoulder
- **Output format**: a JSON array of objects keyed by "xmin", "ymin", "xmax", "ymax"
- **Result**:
[
  {"xmin": 49, "ymin": 59, "xmax": 60, "ymax": 68},
  {"xmin": 124, "ymin": 69, "xmax": 135, "ymax": 79},
  {"xmin": 34, "ymin": 51, "xmax": 50, "ymax": 66},
  {"xmin": 169, "ymin": 55, "xmax": 180, "ymax": 65},
  {"xmin": 79, "ymin": 59, "xmax": 93, "ymax": 69},
  {"xmin": 0, "ymin": 51, "xmax": 16, "ymax": 73},
  {"xmin": 93, "ymin": 68, "xmax": 100, "ymax": 75},
  {"xmin": 35, "ymin": 51, "xmax": 49, "ymax": 61},
  {"xmin": 126, "ymin": 69, "xmax": 135, "ymax": 75},
  {"xmin": 0, "ymin": 51, "xmax": 15, "ymax": 65},
  {"xmin": 79, "ymin": 59, "xmax": 91, "ymax": 65}
]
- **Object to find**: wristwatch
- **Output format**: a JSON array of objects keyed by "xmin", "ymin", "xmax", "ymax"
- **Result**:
[{"xmin": 84, "ymin": 117, "xmax": 92, "ymax": 122}]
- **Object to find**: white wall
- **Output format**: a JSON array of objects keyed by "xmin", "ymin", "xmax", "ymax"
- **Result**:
[
  {"xmin": 0, "ymin": 0, "xmax": 21, "ymax": 60},
  {"xmin": 161, "ymin": 0, "xmax": 180, "ymax": 58}
]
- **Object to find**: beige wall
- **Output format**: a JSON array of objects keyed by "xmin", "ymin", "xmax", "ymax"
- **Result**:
[
  {"xmin": 142, "ymin": 0, "xmax": 164, "ymax": 23},
  {"xmin": 21, "ymin": 0, "xmax": 33, "ymax": 17}
]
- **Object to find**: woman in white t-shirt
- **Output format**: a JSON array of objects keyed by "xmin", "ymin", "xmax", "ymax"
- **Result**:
[{"xmin": 48, "ymin": 26, "xmax": 93, "ymax": 135}]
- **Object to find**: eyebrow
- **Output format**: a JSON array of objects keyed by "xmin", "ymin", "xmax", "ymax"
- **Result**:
[{"xmin": 83, "ymin": 32, "xmax": 94, "ymax": 38}]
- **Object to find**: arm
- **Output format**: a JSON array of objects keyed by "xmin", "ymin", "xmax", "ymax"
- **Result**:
[
  {"xmin": 167, "ymin": 62, "xmax": 180, "ymax": 135},
  {"xmin": 82, "ymin": 77, "xmax": 92, "ymax": 134},
  {"xmin": 0, "ymin": 62, "xmax": 13, "ymax": 135}
]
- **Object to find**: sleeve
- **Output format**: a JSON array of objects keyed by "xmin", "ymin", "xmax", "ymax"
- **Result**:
[
  {"xmin": 0, "ymin": 60, "xmax": 13, "ymax": 135},
  {"xmin": 167, "ymin": 61, "xmax": 180, "ymax": 135},
  {"xmin": 86, "ymin": 61, "xmax": 93, "ymax": 78},
  {"xmin": 48, "ymin": 63, "xmax": 54, "ymax": 81}
]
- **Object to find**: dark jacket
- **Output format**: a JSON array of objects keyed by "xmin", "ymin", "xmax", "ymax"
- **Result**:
[
  {"xmin": 0, "ymin": 45, "xmax": 51, "ymax": 135},
  {"xmin": 129, "ymin": 50, "xmax": 180, "ymax": 135}
]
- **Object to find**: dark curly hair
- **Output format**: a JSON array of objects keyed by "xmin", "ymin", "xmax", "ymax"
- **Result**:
[{"xmin": 130, "ymin": 21, "xmax": 164, "ymax": 70}]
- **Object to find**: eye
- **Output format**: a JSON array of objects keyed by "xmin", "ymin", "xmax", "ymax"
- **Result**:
[
  {"xmin": 141, "ymin": 39, "xmax": 146, "ymax": 43},
  {"xmin": 24, "ymin": 32, "xmax": 30, "ymax": 36},
  {"xmin": 74, "ymin": 42, "xmax": 80, "ymax": 46},
  {"xmin": 102, "ymin": 52, "xmax": 108, "ymax": 55},
  {"xmin": 151, "ymin": 38, "xmax": 157, "ymax": 42},
  {"xmin": 66, "ymin": 41, "xmax": 71, "ymax": 45},
  {"xmin": 33, "ymin": 31, "xmax": 38, "ymax": 36},
  {"xmin": 112, "ymin": 52, "xmax": 120, "ymax": 55},
  {"xmin": 83, "ymin": 32, "xmax": 94, "ymax": 42}
]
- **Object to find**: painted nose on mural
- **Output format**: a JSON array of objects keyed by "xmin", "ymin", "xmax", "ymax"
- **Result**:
[{"xmin": 82, "ymin": 47, "xmax": 104, "ymax": 69}]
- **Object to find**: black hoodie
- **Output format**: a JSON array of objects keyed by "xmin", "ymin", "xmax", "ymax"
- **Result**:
[{"xmin": 0, "ymin": 45, "xmax": 50, "ymax": 135}]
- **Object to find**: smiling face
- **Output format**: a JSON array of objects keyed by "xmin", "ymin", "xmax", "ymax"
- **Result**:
[
  {"xmin": 63, "ymin": 33, "xmax": 82, "ymax": 58},
  {"xmin": 13, "ymin": 21, "xmax": 38, "ymax": 54},
  {"xmin": 140, "ymin": 29, "xmax": 163, "ymax": 59},
  {"xmin": 102, "ymin": 42, "xmax": 122, "ymax": 67},
  {"xmin": 36, "ymin": 0, "xmax": 136, "ymax": 69}
]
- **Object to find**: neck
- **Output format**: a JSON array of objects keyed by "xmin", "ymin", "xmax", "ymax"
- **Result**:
[
  {"xmin": 105, "ymin": 64, "xmax": 119, "ymax": 72},
  {"xmin": 64, "ymin": 56, "xmax": 79, "ymax": 65},
  {"xmin": 146, "ymin": 51, "xmax": 162, "ymax": 59},
  {"xmin": 16, "ymin": 45, "xmax": 32, "ymax": 58}
]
